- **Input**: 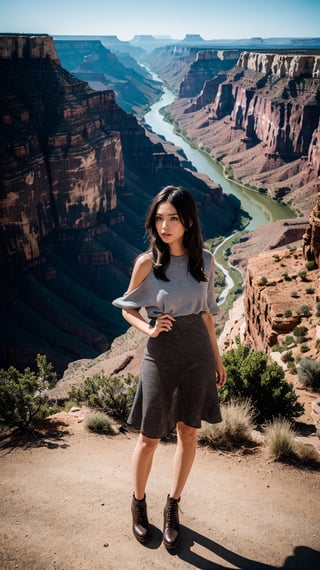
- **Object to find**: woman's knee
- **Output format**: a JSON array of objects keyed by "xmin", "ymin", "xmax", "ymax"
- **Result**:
[
  {"xmin": 176, "ymin": 422, "xmax": 197, "ymax": 445},
  {"xmin": 137, "ymin": 433, "xmax": 160, "ymax": 454}
]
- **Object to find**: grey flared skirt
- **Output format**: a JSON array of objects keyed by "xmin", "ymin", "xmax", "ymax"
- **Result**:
[{"xmin": 127, "ymin": 314, "xmax": 222, "ymax": 439}]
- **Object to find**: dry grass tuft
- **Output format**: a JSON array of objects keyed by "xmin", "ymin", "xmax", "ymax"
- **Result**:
[{"xmin": 198, "ymin": 399, "xmax": 256, "ymax": 450}]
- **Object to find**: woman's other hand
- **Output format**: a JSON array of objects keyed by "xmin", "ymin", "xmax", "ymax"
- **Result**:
[{"xmin": 149, "ymin": 314, "xmax": 175, "ymax": 337}]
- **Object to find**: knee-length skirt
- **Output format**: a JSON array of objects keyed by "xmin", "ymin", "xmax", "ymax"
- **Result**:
[{"xmin": 127, "ymin": 314, "xmax": 222, "ymax": 439}]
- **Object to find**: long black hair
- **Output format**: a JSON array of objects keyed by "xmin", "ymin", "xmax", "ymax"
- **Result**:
[{"xmin": 145, "ymin": 186, "xmax": 207, "ymax": 282}]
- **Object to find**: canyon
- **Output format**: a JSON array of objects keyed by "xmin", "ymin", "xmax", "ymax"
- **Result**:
[
  {"xmin": 0, "ymin": 34, "xmax": 240, "ymax": 374},
  {"xmin": 0, "ymin": 34, "xmax": 319, "ymax": 383}
]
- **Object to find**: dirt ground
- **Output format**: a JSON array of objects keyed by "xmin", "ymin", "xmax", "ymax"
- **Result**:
[{"xmin": 1, "ymin": 409, "xmax": 320, "ymax": 570}]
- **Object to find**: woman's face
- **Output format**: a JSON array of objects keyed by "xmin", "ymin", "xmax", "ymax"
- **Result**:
[{"xmin": 155, "ymin": 201, "xmax": 186, "ymax": 250}]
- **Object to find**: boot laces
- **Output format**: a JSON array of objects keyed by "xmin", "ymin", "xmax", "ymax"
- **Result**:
[
  {"xmin": 167, "ymin": 499, "xmax": 179, "ymax": 528},
  {"xmin": 136, "ymin": 501, "xmax": 147, "ymax": 525}
]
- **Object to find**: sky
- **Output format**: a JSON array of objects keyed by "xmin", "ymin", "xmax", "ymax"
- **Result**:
[{"xmin": 0, "ymin": 0, "xmax": 319, "ymax": 41}]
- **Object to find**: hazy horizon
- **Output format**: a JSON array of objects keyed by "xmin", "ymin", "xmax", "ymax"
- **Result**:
[{"xmin": 1, "ymin": 0, "xmax": 319, "ymax": 42}]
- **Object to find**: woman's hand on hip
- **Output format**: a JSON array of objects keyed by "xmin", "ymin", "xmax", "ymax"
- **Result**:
[{"xmin": 149, "ymin": 314, "xmax": 175, "ymax": 337}]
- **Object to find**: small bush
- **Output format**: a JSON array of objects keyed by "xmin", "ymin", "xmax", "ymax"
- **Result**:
[
  {"xmin": 281, "ymin": 350, "xmax": 294, "ymax": 363},
  {"xmin": 287, "ymin": 361, "xmax": 297, "ymax": 374},
  {"xmin": 297, "ymin": 358, "xmax": 320, "ymax": 391},
  {"xmin": 290, "ymin": 291, "xmax": 299, "ymax": 298},
  {"xmin": 84, "ymin": 412, "xmax": 113, "ymax": 434},
  {"xmin": 305, "ymin": 260, "xmax": 317, "ymax": 271},
  {"xmin": 300, "ymin": 344, "xmax": 310, "ymax": 354},
  {"xmin": 284, "ymin": 335, "xmax": 295, "ymax": 346},
  {"xmin": 316, "ymin": 302, "xmax": 320, "ymax": 317},
  {"xmin": 264, "ymin": 419, "xmax": 296, "ymax": 460},
  {"xmin": 293, "ymin": 326, "xmax": 308, "ymax": 341},
  {"xmin": 68, "ymin": 373, "xmax": 138, "ymax": 421},
  {"xmin": 283, "ymin": 273, "xmax": 291, "ymax": 280},
  {"xmin": 284, "ymin": 310, "xmax": 292, "ymax": 317},
  {"xmin": 0, "ymin": 355, "xmax": 56, "ymax": 432},
  {"xmin": 198, "ymin": 399, "xmax": 255, "ymax": 450},
  {"xmin": 306, "ymin": 288, "xmax": 315, "ymax": 294},
  {"xmin": 259, "ymin": 276, "xmax": 268, "ymax": 285},
  {"xmin": 297, "ymin": 305, "xmax": 310, "ymax": 316},
  {"xmin": 298, "ymin": 271, "xmax": 308, "ymax": 282}
]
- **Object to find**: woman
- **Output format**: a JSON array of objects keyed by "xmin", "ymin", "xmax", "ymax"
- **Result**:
[{"xmin": 112, "ymin": 185, "xmax": 227, "ymax": 549}]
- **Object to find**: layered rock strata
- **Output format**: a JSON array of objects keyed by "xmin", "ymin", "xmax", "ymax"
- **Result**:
[{"xmin": 165, "ymin": 50, "xmax": 320, "ymax": 217}]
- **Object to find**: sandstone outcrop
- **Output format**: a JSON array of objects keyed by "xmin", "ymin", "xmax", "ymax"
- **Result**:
[{"xmin": 244, "ymin": 246, "xmax": 319, "ymax": 354}]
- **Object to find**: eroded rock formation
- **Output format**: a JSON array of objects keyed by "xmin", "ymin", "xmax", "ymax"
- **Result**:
[
  {"xmin": 179, "ymin": 50, "xmax": 240, "ymax": 98},
  {"xmin": 244, "ymin": 244, "xmax": 319, "ymax": 354}
]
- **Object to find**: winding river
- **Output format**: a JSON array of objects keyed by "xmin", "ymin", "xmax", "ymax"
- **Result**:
[
  {"xmin": 144, "ymin": 83, "xmax": 296, "ymax": 231},
  {"xmin": 143, "ymin": 76, "xmax": 297, "ymax": 303}
]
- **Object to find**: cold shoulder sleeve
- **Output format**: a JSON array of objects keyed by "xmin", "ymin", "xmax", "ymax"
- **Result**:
[{"xmin": 112, "ymin": 272, "xmax": 154, "ymax": 311}]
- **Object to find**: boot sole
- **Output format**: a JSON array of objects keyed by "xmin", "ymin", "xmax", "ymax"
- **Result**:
[{"xmin": 163, "ymin": 534, "xmax": 181, "ymax": 550}]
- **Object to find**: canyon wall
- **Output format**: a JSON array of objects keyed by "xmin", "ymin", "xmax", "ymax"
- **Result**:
[
  {"xmin": 164, "ymin": 50, "xmax": 320, "ymax": 218},
  {"xmin": 54, "ymin": 40, "xmax": 162, "ymax": 118}
]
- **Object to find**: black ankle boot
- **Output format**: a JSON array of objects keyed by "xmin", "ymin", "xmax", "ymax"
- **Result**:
[
  {"xmin": 163, "ymin": 495, "xmax": 181, "ymax": 549},
  {"xmin": 131, "ymin": 494, "xmax": 151, "ymax": 543}
]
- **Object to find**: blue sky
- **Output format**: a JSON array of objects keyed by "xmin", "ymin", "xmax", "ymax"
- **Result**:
[{"xmin": 0, "ymin": 0, "xmax": 319, "ymax": 40}]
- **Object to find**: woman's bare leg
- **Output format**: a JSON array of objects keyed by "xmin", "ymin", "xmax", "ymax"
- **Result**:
[
  {"xmin": 132, "ymin": 433, "xmax": 160, "ymax": 499},
  {"xmin": 169, "ymin": 421, "xmax": 197, "ymax": 499}
]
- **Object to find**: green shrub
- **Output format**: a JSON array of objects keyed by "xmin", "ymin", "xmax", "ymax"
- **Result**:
[
  {"xmin": 284, "ymin": 310, "xmax": 292, "ymax": 317},
  {"xmin": 316, "ymin": 302, "xmax": 320, "ymax": 317},
  {"xmin": 305, "ymin": 260, "xmax": 317, "ymax": 271},
  {"xmin": 259, "ymin": 276, "xmax": 268, "ymax": 285},
  {"xmin": 198, "ymin": 399, "xmax": 255, "ymax": 450},
  {"xmin": 297, "ymin": 358, "xmax": 320, "ymax": 391},
  {"xmin": 293, "ymin": 326, "xmax": 308, "ymax": 341},
  {"xmin": 68, "ymin": 373, "xmax": 138, "ymax": 421},
  {"xmin": 284, "ymin": 335, "xmax": 295, "ymax": 346},
  {"xmin": 221, "ymin": 344, "xmax": 304, "ymax": 422},
  {"xmin": 287, "ymin": 361, "xmax": 297, "ymax": 374},
  {"xmin": 84, "ymin": 412, "xmax": 114, "ymax": 434},
  {"xmin": 306, "ymin": 288, "xmax": 315, "ymax": 294},
  {"xmin": 298, "ymin": 270, "xmax": 308, "ymax": 282},
  {"xmin": 281, "ymin": 350, "xmax": 294, "ymax": 363},
  {"xmin": 0, "ymin": 355, "xmax": 56, "ymax": 431},
  {"xmin": 290, "ymin": 291, "xmax": 299, "ymax": 298},
  {"xmin": 300, "ymin": 344, "xmax": 310, "ymax": 354},
  {"xmin": 297, "ymin": 305, "xmax": 310, "ymax": 316}
]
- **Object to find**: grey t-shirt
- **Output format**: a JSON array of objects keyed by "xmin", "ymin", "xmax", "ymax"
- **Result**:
[{"xmin": 112, "ymin": 249, "xmax": 219, "ymax": 318}]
